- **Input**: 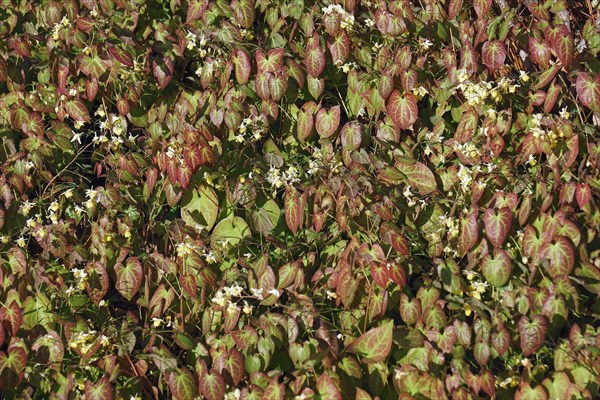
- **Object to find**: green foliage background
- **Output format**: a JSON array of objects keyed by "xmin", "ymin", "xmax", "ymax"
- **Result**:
[{"xmin": 0, "ymin": 0, "xmax": 599, "ymax": 398}]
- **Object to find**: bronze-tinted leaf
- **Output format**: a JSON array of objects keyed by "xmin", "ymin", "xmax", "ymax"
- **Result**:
[
  {"xmin": 575, "ymin": 72, "xmax": 600, "ymax": 113},
  {"xmin": 315, "ymin": 105, "xmax": 341, "ymax": 138},
  {"xmin": 114, "ymin": 257, "xmax": 143, "ymax": 301},
  {"xmin": 483, "ymin": 207, "xmax": 512, "ymax": 248},
  {"xmin": 518, "ymin": 315, "xmax": 546, "ymax": 356},
  {"xmin": 386, "ymin": 90, "xmax": 418, "ymax": 130},
  {"xmin": 169, "ymin": 368, "xmax": 198, "ymax": 400},
  {"xmin": 347, "ymin": 319, "xmax": 393, "ymax": 363},
  {"xmin": 84, "ymin": 376, "xmax": 113, "ymax": 400},
  {"xmin": 481, "ymin": 249, "xmax": 512, "ymax": 286},
  {"xmin": 482, "ymin": 40, "xmax": 506, "ymax": 72},
  {"xmin": 529, "ymin": 37, "xmax": 551, "ymax": 69},
  {"xmin": 305, "ymin": 34, "xmax": 325, "ymax": 77}
]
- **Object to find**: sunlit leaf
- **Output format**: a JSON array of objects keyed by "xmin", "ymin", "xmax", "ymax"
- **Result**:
[{"xmin": 348, "ymin": 320, "xmax": 393, "ymax": 363}]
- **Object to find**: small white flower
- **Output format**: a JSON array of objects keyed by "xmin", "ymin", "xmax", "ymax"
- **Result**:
[
  {"xmin": 267, "ymin": 289, "xmax": 280, "ymax": 297},
  {"xmin": 250, "ymin": 288, "xmax": 264, "ymax": 300}
]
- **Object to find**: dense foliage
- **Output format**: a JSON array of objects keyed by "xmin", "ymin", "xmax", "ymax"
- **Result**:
[{"xmin": 0, "ymin": 0, "xmax": 599, "ymax": 398}]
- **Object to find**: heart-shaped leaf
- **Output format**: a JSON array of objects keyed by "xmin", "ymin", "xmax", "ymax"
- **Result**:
[
  {"xmin": 233, "ymin": 49, "xmax": 251, "ymax": 84},
  {"xmin": 473, "ymin": 0, "xmax": 492, "ymax": 18},
  {"xmin": 115, "ymin": 257, "xmax": 143, "ymax": 301},
  {"xmin": 284, "ymin": 188, "xmax": 306, "ymax": 234},
  {"xmin": 199, "ymin": 370, "xmax": 224, "ymax": 400},
  {"xmin": 540, "ymin": 236, "xmax": 574, "ymax": 277},
  {"xmin": 305, "ymin": 34, "xmax": 325, "ymax": 77},
  {"xmin": 529, "ymin": 37, "xmax": 552, "ymax": 69},
  {"xmin": 317, "ymin": 373, "xmax": 342, "ymax": 400},
  {"xmin": 315, "ymin": 105, "xmax": 341, "ymax": 138},
  {"xmin": 386, "ymin": 90, "xmax": 418, "ymax": 130},
  {"xmin": 84, "ymin": 376, "xmax": 113, "ymax": 400},
  {"xmin": 483, "ymin": 207, "xmax": 512, "ymax": 248},
  {"xmin": 455, "ymin": 109, "xmax": 478, "ymax": 144},
  {"xmin": 396, "ymin": 161, "xmax": 437, "ymax": 195},
  {"xmin": 340, "ymin": 121, "xmax": 362, "ymax": 151},
  {"xmin": 518, "ymin": 315, "xmax": 547, "ymax": 356},
  {"xmin": 458, "ymin": 212, "xmax": 479, "ymax": 255},
  {"xmin": 169, "ymin": 368, "xmax": 198, "ymax": 400},
  {"xmin": 482, "ymin": 40, "xmax": 506, "ymax": 72},
  {"xmin": 575, "ymin": 72, "xmax": 600, "ymax": 113},
  {"xmin": 551, "ymin": 26, "xmax": 573, "ymax": 69},
  {"xmin": 232, "ymin": 0, "xmax": 255, "ymax": 29},
  {"xmin": 347, "ymin": 319, "xmax": 393, "ymax": 363},
  {"xmin": 481, "ymin": 249, "xmax": 512, "ymax": 287},
  {"xmin": 516, "ymin": 382, "xmax": 548, "ymax": 400},
  {"xmin": 327, "ymin": 31, "xmax": 350, "ymax": 66}
]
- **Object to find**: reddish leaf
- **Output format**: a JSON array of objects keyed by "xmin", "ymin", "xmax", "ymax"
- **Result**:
[
  {"xmin": 480, "ymin": 369, "xmax": 495, "ymax": 398},
  {"xmin": 284, "ymin": 188, "xmax": 305, "ymax": 234},
  {"xmin": 448, "ymin": 0, "xmax": 463, "ymax": 19},
  {"xmin": 473, "ymin": 0, "xmax": 492, "ymax": 18},
  {"xmin": 533, "ymin": 64, "xmax": 560, "ymax": 90},
  {"xmin": 297, "ymin": 106, "xmax": 314, "ymax": 141},
  {"xmin": 481, "ymin": 249, "xmax": 512, "ymax": 287},
  {"xmin": 85, "ymin": 261, "xmax": 109, "ymax": 305},
  {"xmin": 152, "ymin": 57, "xmax": 173, "ymax": 90},
  {"xmin": 223, "ymin": 348, "xmax": 244, "ymax": 386},
  {"xmin": 233, "ymin": 49, "xmax": 251, "ymax": 84},
  {"xmin": 232, "ymin": 0, "xmax": 255, "ymax": 29},
  {"xmin": 269, "ymin": 73, "xmax": 288, "ymax": 101},
  {"xmin": 180, "ymin": 274, "xmax": 197, "ymax": 298},
  {"xmin": 263, "ymin": 377, "xmax": 284, "ymax": 400},
  {"xmin": 540, "ymin": 236, "xmax": 574, "ymax": 277},
  {"xmin": 380, "ymin": 222, "xmax": 409, "ymax": 255},
  {"xmin": 340, "ymin": 121, "xmax": 362, "ymax": 151},
  {"xmin": 474, "ymin": 341, "xmax": 490, "ymax": 366},
  {"xmin": 256, "ymin": 48, "xmax": 284, "ymax": 73},
  {"xmin": 57, "ymin": 65, "xmax": 68, "ymax": 95},
  {"xmin": 518, "ymin": 315, "xmax": 547, "ymax": 356},
  {"xmin": 305, "ymin": 34, "xmax": 326, "ymax": 77},
  {"xmin": 482, "ymin": 40, "xmax": 506, "ymax": 72},
  {"xmin": 378, "ymin": 72, "xmax": 394, "ymax": 100},
  {"xmin": 84, "ymin": 376, "xmax": 113, "ymax": 400},
  {"xmin": 65, "ymin": 99, "xmax": 91, "ymax": 123},
  {"xmin": 355, "ymin": 387, "xmax": 373, "ymax": 400},
  {"xmin": 347, "ymin": 319, "xmax": 393, "ymax": 363},
  {"xmin": 491, "ymin": 324, "xmax": 510, "ymax": 357},
  {"xmin": 108, "ymin": 46, "xmax": 133, "ymax": 68},
  {"xmin": 370, "ymin": 262, "xmax": 389, "ymax": 288},
  {"xmin": 386, "ymin": 90, "xmax": 418, "ymax": 129},
  {"xmin": 516, "ymin": 382, "xmax": 548, "ymax": 400},
  {"xmin": 400, "ymin": 69, "xmax": 418, "ymax": 91},
  {"xmin": 114, "ymin": 257, "xmax": 143, "ymax": 301},
  {"xmin": 169, "ymin": 368, "xmax": 198, "ymax": 400},
  {"xmin": 186, "ymin": 0, "xmax": 209, "ymax": 24},
  {"xmin": 317, "ymin": 373, "xmax": 342, "ymax": 400},
  {"xmin": 399, "ymin": 294, "xmax": 421, "ymax": 325},
  {"xmin": 529, "ymin": 37, "xmax": 552, "ymax": 69},
  {"xmin": 575, "ymin": 72, "xmax": 600, "ymax": 113},
  {"xmin": 458, "ymin": 212, "xmax": 479, "ymax": 256},
  {"xmin": 455, "ymin": 109, "xmax": 478, "ymax": 144},
  {"xmin": 255, "ymin": 72, "xmax": 271, "ymax": 100},
  {"xmin": 575, "ymin": 183, "xmax": 591, "ymax": 209},
  {"xmin": 80, "ymin": 54, "xmax": 108, "ymax": 78},
  {"xmin": 0, "ymin": 301, "xmax": 22, "ymax": 336},
  {"xmin": 315, "ymin": 105, "xmax": 341, "ymax": 138},
  {"xmin": 396, "ymin": 161, "xmax": 437, "ymax": 195},
  {"xmin": 483, "ymin": 207, "xmax": 512, "ymax": 248},
  {"xmin": 395, "ymin": 45, "xmax": 412, "ymax": 71},
  {"xmin": 551, "ymin": 26, "xmax": 573, "ymax": 69},
  {"xmin": 327, "ymin": 30, "xmax": 350, "ymax": 66},
  {"xmin": 199, "ymin": 370, "xmax": 225, "ymax": 400}
]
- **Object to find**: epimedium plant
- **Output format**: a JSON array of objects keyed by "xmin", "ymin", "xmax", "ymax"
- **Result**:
[{"xmin": 0, "ymin": 0, "xmax": 599, "ymax": 399}]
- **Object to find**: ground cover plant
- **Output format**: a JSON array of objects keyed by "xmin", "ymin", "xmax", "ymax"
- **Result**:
[{"xmin": 0, "ymin": 0, "xmax": 599, "ymax": 398}]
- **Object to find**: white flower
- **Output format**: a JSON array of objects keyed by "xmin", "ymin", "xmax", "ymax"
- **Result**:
[
  {"xmin": 226, "ymin": 300, "xmax": 239, "ymax": 314},
  {"xmin": 250, "ymin": 288, "xmax": 264, "ymax": 300},
  {"xmin": 16, "ymin": 237, "xmax": 26, "ymax": 248},
  {"xmin": 151, "ymin": 318, "xmax": 164, "ymax": 328},
  {"xmin": 267, "ymin": 289, "xmax": 280, "ymax": 297},
  {"xmin": 418, "ymin": 37, "xmax": 434, "ymax": 51},
  {"xmin": 19, "ymin": 200, "xmax": 34, "ymax": 215},
  {"xmin": 242, "ymin": 301, "xmax": 253, "ymax": 315},
  {"xmin": 211, "ymin": 290, "xmax": 227, "ymax": 307}
]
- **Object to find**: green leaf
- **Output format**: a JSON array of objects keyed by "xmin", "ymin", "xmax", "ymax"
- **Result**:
[
  {"xmin": 211, "ymin": 216, "xmax": 251, "ymax": 249},
  {"xmin": 347, "ymin": 320, "xmax": 393, "ymax": 363},
  {"xmin": 181, "ymin": 185, "xmax": 219, "ymax": 231},
  {"xmin": 481, "ymin": 249, "xmax": 512, "ymax": 286},
  {"xmin": 516, "ymin": 382, "xmax": 548, "ymax": 400}
]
